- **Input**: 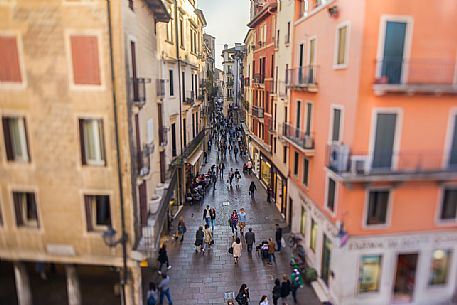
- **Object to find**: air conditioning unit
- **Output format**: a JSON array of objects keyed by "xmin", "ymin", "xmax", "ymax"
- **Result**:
[
  {"xmin": 328, "ymin": 143, "xmax": 349, "ymax": 172},
  {"xmin": 350, "ymin": 156, "xmax": 369, "ymax": 175}
]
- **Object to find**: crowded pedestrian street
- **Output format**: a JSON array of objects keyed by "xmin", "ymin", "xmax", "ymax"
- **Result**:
[{"xmin": 142, "ymin": 108, "xmax": 321, "ymax": 305}]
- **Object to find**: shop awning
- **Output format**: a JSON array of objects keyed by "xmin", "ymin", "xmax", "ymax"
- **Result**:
[{"xmin": 187, "ymin": 148, "xmax": 203, "ymax": 166}]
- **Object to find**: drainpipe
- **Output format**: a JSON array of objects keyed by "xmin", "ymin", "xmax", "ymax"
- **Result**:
[
  {"xmin": 106, "ymin": 1, "xmax": 128, "ymax": 305},
  {"xmin": 174, "ymin": 0, "xmax": 184, "ymax": 205}
]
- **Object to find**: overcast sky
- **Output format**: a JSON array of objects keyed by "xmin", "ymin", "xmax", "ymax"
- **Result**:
[{"xmin": 198, "ymin": 0, "xmax": 250, "ymax": 69}]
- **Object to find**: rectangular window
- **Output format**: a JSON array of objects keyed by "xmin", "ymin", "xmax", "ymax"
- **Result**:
[
  {"xmin": 79, "ymin": 119, "xmax": 105, "ymax": 166},
  {"xmin": 300, "ymin": 206, "xmax": 306, "ymax": 235},
  {"xmin": 70, "ymin": 35, "xmax": 101, "ymax": 86},
  {"xmin": 13, "ymin": 192, "xmax": 39, "ymax": 228},
  {"xmin": 358, "ymin": 255, "xmax": 382, "ymax": 293},
  {"xmin": 169, "ymin": 70, "xmax": 174, "ymax": 96},
  {"xmin": 285, "ymin": 64, "xmax": 289, "ymax": 84},
  {"xmin": 335, "ymin": 24, "xmax": 348, "ymax": 66},
  {"xmin": 179, "ymin": 18, "xmax": 184, "ymax": 48},
  {"xmin": 271, "ymin": 55, "xmax": 274, "ymax": 78},
  {"xmin": 429, "ymin": 249, "xmax": 452, "ymax": 286},
  {"xmin": 296, "ymin": 101, "xmax": 301, "ymax": 129},
  {"xmin": 366, "ymin": 190, "xmax": 389, "ymax": 225},
  {"xmin": 326, "ymin": 177, "xmax": 336, "ymax": 212},
  {"xmin": 305, "ymin": 103, "xmax": 312, "ymax": 136},
  {"xmin": 440, "ymin": 189, "xmax": 457, "ymax": 221},
  {"xmin": 303, "ymin": 158, "xmax": 309, "ymax": 186},
  {"xmin": 331, "ymin": 108, "xmax": 342, "ymax": 142},
  {"xmin": 192, "ymin": 113, "xmax": 196, "ymax": 138},
  {"xmin": 286, "ymin": 22, "xmax": 290, "ymax": 44},
  {"xmin": 310, "ymin": 218, "xmax": 317, "ymax": 252},
  {"xmin": 0, "ymin": 35, "xmax": 23, "ymax": 83},
  {"xmin": 171, "ymin": 123, "xmax": 177, "ymax": 157},
  {"xmin": 84, "ymin": 195, "xmax": 111, "ymax": 232},
  {"xmin": 294, "ymin": 152, "xmax": 299, "ymax": 176},
  {"xmin": 167, "ymin": 18, "xmax": 173, "ymax": 42},
  {"xmin": 2, "ymin": 116, "xmax": 30, "ymax": 162},
  {"xmin": 448, "ymin": 114, "xmax": 457, "ymax": 167},
  {"xmin": 273, "ymin": 137, "xmax": 277, "ymax": 154},
  {"xmin": 182, "ymin": 71, "xmax": 186, "ymax": 103}
]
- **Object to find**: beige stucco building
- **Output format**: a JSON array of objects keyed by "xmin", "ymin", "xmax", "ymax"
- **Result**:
[{"xmin": 0, "ymin": 0, "xmax": 172, "ymax": 305}]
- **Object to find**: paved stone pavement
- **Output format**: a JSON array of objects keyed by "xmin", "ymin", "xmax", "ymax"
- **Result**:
[{"xmin": 146, "ymin": 145, "xmax": 322, "ymax": 305}]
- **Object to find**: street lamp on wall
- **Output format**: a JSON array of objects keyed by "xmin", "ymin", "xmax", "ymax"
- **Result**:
[{"xmin": 102, "ymin": 227, "xmax": 128, "ymax": 248}]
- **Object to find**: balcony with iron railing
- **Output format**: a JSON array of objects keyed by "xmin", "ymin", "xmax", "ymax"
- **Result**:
[
  {"xmin": 264, "ymin": 79, "xmax": 275, "ymax": 93},
  {"xmin": 252, "ymin": 73, "xmax": 264, "ymax": 85},
  {"xmin": 326, "ymin": 143, "xmax": 457, "ymax": 183},
  {"xmin": 282, "ymin": 123, "xmax": 314, "ymax": 154},
  {"xmin": 373, "ymin": 58, "xmax": 457, "ymax": 95},
  {"xmin": 183, "ymin": 90, "xmax": 195, "ymax": 105},
  {"xmin": 287, "ymin": 66, "xmax": 319, "ymax": 92},
  {"xmin": 251, "ymin": 105, "xmax": 264, "ymax": 119},
  {"xmin": 130, "ymin": 78, "xmax": 150, "ymax": 108},
  {"xmin": 277, "ymin": 81, "xmax": 289, "ymax": 98},
  {"xmin": 268, "ymin": 120, "xmax": 277, "ymax": 133}
]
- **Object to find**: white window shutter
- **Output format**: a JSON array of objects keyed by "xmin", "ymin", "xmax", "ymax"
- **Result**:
[{"xmin": 147, "ymin": 119, "xmax": 154, "ymax": 144}]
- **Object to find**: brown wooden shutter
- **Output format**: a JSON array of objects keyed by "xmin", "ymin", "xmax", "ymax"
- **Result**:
[
  {"xmin": 2, "ymin": 118, "xmax": 14, "ymax": 161},
  {"xmin": 78, "ymin": 119, "xmax": 86, "ymax": 165},
  {"xmin": 70, "ymin": 35, "xmax": 101, "ymax": 85},
  {"xmin": 0, "ymin": 36, "xmax": 22, "ymax": 83},
  {"xmin": 84, "ymin": 195, "xmax": 93, "ymax": 232},
  {"xmin": 13, "ymin": 192, "xmax": 24, "ymax": 226}
]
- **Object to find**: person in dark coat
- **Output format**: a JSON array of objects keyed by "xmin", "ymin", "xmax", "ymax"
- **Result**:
[
  {"xmin": 272, "ymin": 279, "xmax": 281, "ymax": 305},
  {"xmin": 235, "ymin": 283, "xmax": 250, "ymax": 305},
  {"xmin": 275, "ymin": 224, "xmax": 283, "ymax": 251},
  {"xmin": 195, "ymin": 226, "xmax": 204, "ymax": 253},
  {"xmin": 244, "ymin": 228, "xmax": 256, "ymax": 253},
  {"xmin": 280, "ymin": 274, "xmax": 291, "ymax": 301},
  {"xmin": 158, "ymin": 244, "xmax": 171, "ymax": 272}
]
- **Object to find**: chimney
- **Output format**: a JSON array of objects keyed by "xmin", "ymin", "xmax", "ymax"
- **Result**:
[{"xmin": 224, "ymin": 44, "xmax": 228, "ymax": 50}]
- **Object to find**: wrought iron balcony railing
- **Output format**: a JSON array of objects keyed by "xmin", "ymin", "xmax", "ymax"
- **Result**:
[
  {"xmin": 373, "ymin": 58, "xmax": 457, "ymax": 95},
  {"xmin": 282, "ymin": 123, "xmax": 314, "ymax": 150},
  {"xmin": 251, "ymin": 105, "xmax": 264, "ymax": 119},
  {"xmin": 326, "ymin": 143, "xmax": 457, "ymax": 183},
  {"xmin": 130, "ymin": 78, "xmax": 150, "ymax": 108},
  {"xmin": 287, "ymin": 66, "xmax": 319, "ymax": 91}
]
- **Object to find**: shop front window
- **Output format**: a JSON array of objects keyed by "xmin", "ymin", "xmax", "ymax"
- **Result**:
[
  {"xmin": 310, "ymin": 218, "xmax": 317, "ymax": 252},
  {"xmin": 429, "ymin": 249, "xmax": 452, "ymax": 286},
  {"xmin": 261, "ymin": 158, "xmax": 271, "ymax": 186},
  {"xmin": 358, "ymin": 255, "xmax": 382, "ymax": 293}
]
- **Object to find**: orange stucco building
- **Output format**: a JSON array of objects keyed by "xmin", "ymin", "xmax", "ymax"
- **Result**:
[{"xmin": 286, "ymin": 0, "xmax": 457, "ymax": 304}]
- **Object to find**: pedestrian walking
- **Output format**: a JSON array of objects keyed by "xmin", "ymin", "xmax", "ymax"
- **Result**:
[
  {"xmin": 147, "ymin": 282, "xmax": 158, "ymax": 305},
  {"xmin": 235, "ymin": 284, "xmax": 249, "ymax": 305},
  {"xmin": 290, "ymin": 270, "xmax": 301, "ymax": 304},
  {"xmin": 177, "ymin": 217, "xmax": 186, "ymax": 242},
  {"xmin": 235, "ymin": 169, "xmax": 241, "ymax": 188},
  {"xmin": 212, "ymin": 170, "xmax": 217, "ymax": 190},
  {"xmin": 229, "ymin": 210, "xmax": 239, "ymax": 235},
  {"xmin": 249, "ymin": 181, "xmax": 257, "ymax": 200},
  {"xmin": 209, "ymin": 207, "xmax": 216, "ymax": 231},
  {"xmin": 157, "ymin": 244, "xmax": 171, "ymax": 272},
  {"xmin": 229, "ymin": 168, "xmax": 235, "ymax": 188},
  {"xmin": 259, "ymin": 296, "xmax": 269, "ymax": 305},
  {"xmin": 203, "ymin": 151, "xmax": 208, "ymax": 164},
  {"xmin": 234, "ymin": 145, "xmax": 239, "ymax": 161},
  {"xmin": 267, "ymin": 238, "xmax": 276, "ymax": 265},
  {"xmin": 245, "ymin": 228, "xmax": 256, "ymax": 254},
  {"xmin": 158, "ymin": 274, "xmax": 173, "ymax": 305},
  {"xmin": 194, "ymin": 226, "xmax": 204, "ymax": 253},
  {"xmin": 203, "ymin": 224, "xmax": 213, "ymax": 253},
  {"xmin": 203, "ymin": 205, "xmax": 211, "ymax": 227},
  {"xmin": 280, "ymin": 275, "xmax": 291, "ymax": 302},
  {"xmin": 238, "ymin": 208, "xmax": 247, "ymax": 235},
  {"xmin": 275, "ymin": 224, "xmax": 283, "ymax": 251},
  {"xmin": 272, "ymin": 279, "xmax": 281, "ymax": 305},
  {"xmin": 232, "ymin": 237, "xmax": 242, "ymax": 264},
  {"xmin": 267, "ymin": 186, "xmax": 272, "ymax": 203},
  {"xmin": 219, "ymin": 161, "xmax": 225, "ymax": 178}
]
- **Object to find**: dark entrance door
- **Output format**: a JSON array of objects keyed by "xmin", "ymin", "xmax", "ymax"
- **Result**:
[
  {"xmin": 321, "ymin": 234, "xmax": 332, "ymax": 285},
  {"xmin": 393, "ymin": 253, "xmax": 418, "ymax": 303}
]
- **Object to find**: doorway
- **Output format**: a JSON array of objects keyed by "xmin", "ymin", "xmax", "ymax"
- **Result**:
[
  {"xmin": 392, "ymin": 253, "xmax": 418, "ymax": 303},
  {"xmin": 321, "ymin": 234, "xmax": 332, "ymax": 286},
  {"xmin": 381, "ymin": 20, "xmax": 408, "ymax": 84}
]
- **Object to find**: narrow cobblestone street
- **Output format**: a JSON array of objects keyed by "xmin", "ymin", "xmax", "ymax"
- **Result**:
[{"xmin": 149, "ymin": 142, "xmax": 321, "ymax": 305}]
